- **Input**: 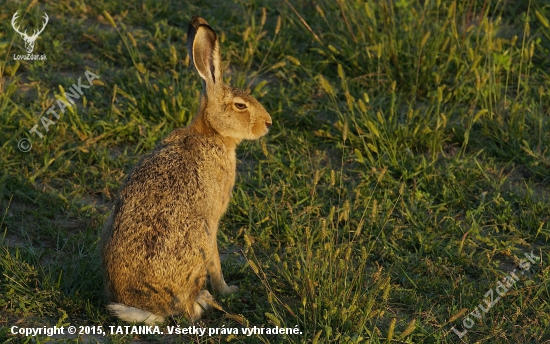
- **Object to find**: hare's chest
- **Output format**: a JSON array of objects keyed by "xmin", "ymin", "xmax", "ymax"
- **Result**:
[{"xmin": 220, "ymin": 156, "xmax": 236, "ymax": 213}]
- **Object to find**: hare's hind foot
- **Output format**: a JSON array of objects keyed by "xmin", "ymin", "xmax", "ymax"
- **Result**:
[
  {"xmin": 190, "ymin": 290, "xmax": 214, "ymax": 321},
  {"xmin": 221, "ymin": 284, "xmax": 238, "ymax": 295},
  {"xmin": 107, "ymin": 303, "xmax": 165, "ymax": 325}
]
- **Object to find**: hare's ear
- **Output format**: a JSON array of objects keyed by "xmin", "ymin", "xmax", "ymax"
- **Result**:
[
  {"xmin": 187, "ymin": 16, "xmax": 222, "ymax": 89},
  {"xmin": 187, "ymin": 16, "xmax": 209, "ymax": 68}
]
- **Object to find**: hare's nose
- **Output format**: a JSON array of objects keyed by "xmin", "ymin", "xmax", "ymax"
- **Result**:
[{"xmin": 265, "ymin": 122, "xmax": 272, "ymax": 129}]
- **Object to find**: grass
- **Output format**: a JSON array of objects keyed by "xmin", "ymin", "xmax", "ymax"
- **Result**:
[{"xmin": 1, "ymin": 0, "xmax": 549, "ymax": 342}]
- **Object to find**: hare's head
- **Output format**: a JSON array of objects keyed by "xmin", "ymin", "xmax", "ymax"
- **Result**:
[{"xmin": 187, "ymin": 16, "xmax": 272, "ymax": 142}]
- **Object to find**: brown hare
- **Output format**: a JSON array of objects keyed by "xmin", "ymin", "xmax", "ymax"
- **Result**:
[{"xmin": 101, "ymin": 16, "xmax": 272, "ymax": 324}]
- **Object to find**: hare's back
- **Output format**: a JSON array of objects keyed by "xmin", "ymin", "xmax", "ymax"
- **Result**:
[{"xmin": 107, "ymin": 133, "xmax": 233, "ymax": 258}]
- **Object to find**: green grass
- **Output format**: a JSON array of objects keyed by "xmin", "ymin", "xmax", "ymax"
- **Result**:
[{"xmin": 1, "ymin": 0, "xmax": 550, "ymax": 342}]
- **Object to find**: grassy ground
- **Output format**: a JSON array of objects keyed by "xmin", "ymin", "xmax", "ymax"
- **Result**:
[{"xmin": 1, "ymin": 0, "xmax": 550, "ymax": 342}]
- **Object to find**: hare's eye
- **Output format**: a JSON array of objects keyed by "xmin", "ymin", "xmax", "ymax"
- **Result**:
[{"xmin": 234, "ymin": 102, "xmax": 247, "ymax": 110}]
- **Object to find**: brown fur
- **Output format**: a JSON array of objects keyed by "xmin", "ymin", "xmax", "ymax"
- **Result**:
[{"xmin": 101, "ymin": 16, "xmax": 272, "ymax": 324}]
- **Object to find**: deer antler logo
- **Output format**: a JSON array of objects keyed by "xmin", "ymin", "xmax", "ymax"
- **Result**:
[{"xmin": 11, "ymin": 11, "xmax": 49, "ymax": 54}]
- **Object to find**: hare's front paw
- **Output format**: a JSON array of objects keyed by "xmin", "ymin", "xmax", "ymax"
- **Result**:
[{"xmin": 221, "ymin": 284, "xmax": 239, "ymax": 295}]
